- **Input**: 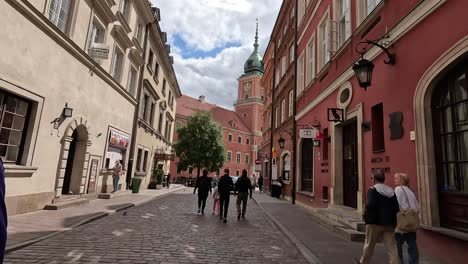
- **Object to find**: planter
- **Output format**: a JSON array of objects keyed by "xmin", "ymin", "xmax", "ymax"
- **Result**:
[
  {"xmin": 156, "ymin": 184, "xmax": 162, "ymax": 190},
  {"xmin": 131, "ymin": 177, "xmax": 143, "ymax": 193}
]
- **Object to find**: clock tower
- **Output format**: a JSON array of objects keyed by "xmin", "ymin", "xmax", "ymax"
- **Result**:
[{"xmin": 234, "ymin": 20, "xmax": 264, "ymax": 162}]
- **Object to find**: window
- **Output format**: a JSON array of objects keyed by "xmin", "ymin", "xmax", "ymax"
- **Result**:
[
  {"xmin": 337, "ymin": 0, "xmax": 351, "ymax": 47},
  {"xmin": 166, "ymin": 121, "xmax": 172, "ymax": 140},
  {"xmin": 228, "ymin": 134, "xmax": 233, "ymax": 142},
  {"xmin": 158, "ymin": 110, "xmax": 164, "ymax": 133},
  {"xmin": 290, "ymin": 45, "xmax": 294, "ymax": 64},
  {"xmin": 318, "ymin": 16, "xmax": 330, "ymax": 69},
  {"xmin": 227, "ymin": 151, "xmax": 232, "ymax": 162},
  {"xmin": 246, "ymin": 138, "xmax": 250, "ymax": 145},
  {"xmin": 297, "ymin": 55, "xmax": 305, "ymax": 95},
  {"xmin": 0, "ymin": 91, "xmax": 31, "ymax": 163},
  {"xmin": 143, "ymin": 150, "xmax": 148, "ymax": 172},
  {"xmin": 289, "ymin": 90, "xmax": 293, "ymax": 117},
  {"xmin": 162, "ymin": 79, "xmax": 167, "ymax": 96},
  {"xmin": 238, "ymin": 136, "xmax": 242, "ymax": 144},
  {"xmin": 127, "ymin": 67, "xmax": 138, "ymax": 96},
  {"xmin": 120, "ymin": 0, "xmax": 130, "ymax": 20},
  {"xmin": 135, "ymin": 22, "xmax": 143, "ymax": 43},
  {"xmin": 168, "ymin": 91, "xmax": 173, "ymax": 108},
  {"xmin": 142, "ymin": 94, "xmax": 149, "ymax": 121},
  {"xmin": 281, "ymin": 56, "xmax": 287, "ymax": 77},
  {"xmin": 366, "ymin": 0, "xmax": 383, "ymax": 15},
  {"xmin": 306, "ymin": 36, "xmax": 315, "ymax": 84},
  {"xmin": 154, "ymin": 62, "xmax": 160, "ymax": 79},
  {"xmin": 236, "ymin": 170, "xmax": 240, "ymax": 176},
  {"xmin": 298, "ymin": 0, "xmax": 305, "ymax": 24},
  {"xmin": 48, "ymin": 0, "xmax": 72, "ymax": 33},
  {"xmin": 275, "ymin": 107, "xmax": 279, "ymax": 128},
  {"xmin": 371, "ymin": 103, "xmax": 385, "ymax": 152},
  {"xmin": 291, "ymin": 5, "xmax": 295, "ymax": 19},
  {"xmin": 165, "ymin": 119, "xmax": 170, "ymax": 138},
  {"xmin": 136, "ymin": 148, "xmax": 142, "ymax": 172},
  {"xmin": 236, "ymin": 153, "xmax": 241, "ymax": 163},
  {"xmin": 301, "ymin": 139, "xmax": 314, "ymax": 192},
  {"xmin": 111, "ymin": 47, "xmax": 124, "ymax": 82},
  {"xmin": 275, "ymin": 68, "xmax": 280, "ymax": 87},
  {"xmin": 87, "ymin": 21, "xmax": 105, "ymax": 55},
  {"xmin": 245, "ymin": 154, "xmax": 250, "ymax": 164},
  {"xmin": 148, "ymin": 49, "xmax": 154, "ymax": 68},
  {"xmin": 149, "ymin": 102, "xmax": 155, "ymax": 126},
  {"xmin": 281, "ymin": 99, "xmax": 286, "ymax": 123}
]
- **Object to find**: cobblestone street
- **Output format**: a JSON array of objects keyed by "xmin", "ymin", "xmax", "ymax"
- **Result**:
[{"xmin": 4, "ymin": 190, "xmax": 307, "ymax": 264}]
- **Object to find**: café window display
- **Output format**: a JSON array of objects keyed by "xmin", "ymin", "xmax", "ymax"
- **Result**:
[{"xmin": 105, "ymin": 130, "xmax": 129, "ymax": 169}]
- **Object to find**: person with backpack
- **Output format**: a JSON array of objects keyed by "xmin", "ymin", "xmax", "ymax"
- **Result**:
[
  {"xmin": 355, "ymin": 169, "xmax": 400, "ymax": 264},
  {"xmin": 193, "ymin": 169, "xmax": 212, "ymax": 215},
  {"xmin": 394, "ymin": 173, "xmax": 420, "ymax": 264},
  {"xmin": 235, "ymin": 170, "xmax": 253, "ymax": 220},
  {"xmin": 217, "ymin": 168, "xmax": 234, "ymax": 223}
]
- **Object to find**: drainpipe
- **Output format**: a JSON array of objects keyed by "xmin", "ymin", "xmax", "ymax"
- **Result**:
[
  {"xmin": 291, "ymin": 0, "xmax": 298, "ymax": 205},
  {"xmin": 126, "ymin": 23, "xmax": 150, "ymax": 189},
  {"xmin": 269, "ymin": 41, "xmax": 277, "ymax": 196}
]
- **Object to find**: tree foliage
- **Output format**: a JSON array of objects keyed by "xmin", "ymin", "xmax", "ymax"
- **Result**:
[{"xmin": 174, "ymin": 111, "xmax": 226, "ymax": 176}]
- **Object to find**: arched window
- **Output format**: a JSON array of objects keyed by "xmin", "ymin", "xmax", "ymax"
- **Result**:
[{"xmin": 432, "ymin": 60, "xmax": 468, "ymax": 230}]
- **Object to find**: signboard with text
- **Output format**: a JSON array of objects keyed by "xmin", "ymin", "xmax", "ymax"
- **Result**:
[
  {"xmin": 89, "ymin": 43, "xmax": 110, "ymax": 59},
  {"xmin": 299, "ymin": 128, "xmax": 318, "ymax": 139}
]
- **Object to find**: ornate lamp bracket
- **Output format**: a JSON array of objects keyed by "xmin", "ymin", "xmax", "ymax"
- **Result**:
[{"xmin": 356, "ymin": 35, "xmax": 396, "ymax": 65}]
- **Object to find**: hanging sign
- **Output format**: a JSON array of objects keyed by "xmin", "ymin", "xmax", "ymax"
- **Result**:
[{"xmin": 299, "ymin": 128, "xmax": 318, "ymax": 139}]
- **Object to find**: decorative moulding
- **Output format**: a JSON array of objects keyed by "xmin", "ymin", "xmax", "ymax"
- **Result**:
[
  {"xmin": 111, "ymin": 24, "xmax": 134, "ymax": 49},
  {"xmin": 116, "ymin": 12, "xmax": 132, "ymax": 34},
  {"xmin": 93, "ymin": 0, "xmax": 117, "ymax": 25},
  {"xmin": 129, "ymin": 48, "xmax": 144, "ymax": 66}
]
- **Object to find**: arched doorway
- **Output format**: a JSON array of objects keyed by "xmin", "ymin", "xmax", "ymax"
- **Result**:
[
  {"xmin": 301, "ymin": 139, "xmax": 314, "ymax": 192},
  {"xmin": 62, "ymin": 125, "xmax": 89, "ymax": 195},
  {"xmin": 432, "ymin": 57, "xmax": 468, "ymax": 231}
]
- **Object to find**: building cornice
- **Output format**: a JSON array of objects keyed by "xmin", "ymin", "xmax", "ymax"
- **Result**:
[
  {"xmin": 111, "ymin": 24, "xmax": 134, "ymax": 49},
  {"xmin": 5, "ymin": 0, "xmax": 137, "ymax": 105},
  {"xmin": 132, "ymin": 0, "xmax": 155, "ymax": 25},
  {"xmin": 93, "ymin": 0, "xmax": 117, "ymax": 25},
  {"xmin": 129, "ymin": 48, "xmax": 144, "ymax": 66},
  {"xmin": 116, "ymin": 11, "xmax": 132, "ymax": 34}
]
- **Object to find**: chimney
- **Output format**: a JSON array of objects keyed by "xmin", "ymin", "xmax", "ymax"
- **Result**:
[{"xmin": 199, "ymin": 95, "xmax": 205, "ymax": 103}]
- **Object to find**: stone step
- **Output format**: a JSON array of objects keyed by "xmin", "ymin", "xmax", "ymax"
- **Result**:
[
  {"xmin": 318, "ymin": 206, "xmax": 366, "ymax": 232},
  {"xmin": 335, "ymin": 226, "xmax": 365, "ymax": 242},
  {"xmin": 307, "ymin": 208, "xmax": 366, "ymax": 241},
  {"xmin": 44, "ymin": 198, "xmax": 90, "ymax": 210}
]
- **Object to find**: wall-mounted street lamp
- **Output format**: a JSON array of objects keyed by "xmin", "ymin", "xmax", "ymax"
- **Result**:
[
  {"xmin": 278, "ymin": 136, "xmax": 286, "ymax": 149},
  {"xmin": 327, "ymin": 108, "xmax": 344, "ymax": 123},
  {"xmin": 63, "ymin": 103, "xmax": 73, "ymax": 118},
  {"xmin": 352, "ymin": 36, "xmax": 396, "ymax": 90}
]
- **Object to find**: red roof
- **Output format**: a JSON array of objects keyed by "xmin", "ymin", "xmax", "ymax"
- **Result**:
[{"xmin": 176, "ymin": 95, "xmax": 251, "ymax": 133}]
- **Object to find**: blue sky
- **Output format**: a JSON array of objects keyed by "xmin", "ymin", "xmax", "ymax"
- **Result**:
[{"xmin": 152, "ymin": 0, "xmax": 282, "ymax": 109}]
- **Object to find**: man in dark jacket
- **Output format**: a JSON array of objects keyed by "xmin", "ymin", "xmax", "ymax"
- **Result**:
[
  {"xmin": 355, "ymin": 170, "xmax": 399, "ymax": 264},
  {"xmin": 217, "ymin": 168, "xmax": 234, "ymax": 223},
  {"xmin": 235, "ymin": 170, "xmax": 252, "ymax": 220},
  {"xmin": 193, "ymin": 170, "xmax": 212, "ymax": 215}
]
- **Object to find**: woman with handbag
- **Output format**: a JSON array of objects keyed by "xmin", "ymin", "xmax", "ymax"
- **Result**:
[{"xmin": 394, "ymin": 173, "xmax": 420, "ymax": 264}]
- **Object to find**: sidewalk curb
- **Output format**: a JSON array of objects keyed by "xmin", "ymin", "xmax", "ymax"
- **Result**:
[
  {"xmin": 5, "ymin": 187, "xmax": 187, "ymax": 254},
  {"xmin": 253, "ymin": 195, "xmax": 323, "ymax": 264}
]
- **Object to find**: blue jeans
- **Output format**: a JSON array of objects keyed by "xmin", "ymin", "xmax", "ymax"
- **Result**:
[
  {"xmin": 395, "ymin": 232, "xmax": 419, "ymax": 264},
  {"xmin": 112, "ymin": 176, "xmax": 120, "ymax": 192}
]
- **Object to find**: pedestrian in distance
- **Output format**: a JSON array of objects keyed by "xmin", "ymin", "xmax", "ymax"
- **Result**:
[
  {"xmin": 111, "ymin": 160, "xmax": 123, "ymax": 193},
  {"xmin": 217, "ymin": 168, "xmax": 234, "ymax": 223},
  {"xmin": 235, "ymin": 170, "xmax": 253, "ymax": 220},
  {"xmin": 354, "ymin": 169, "xmax": 400, "ymax": 264},
  {"xmin": 257, "ymin": 174, "xmax": 263, "ymax": 192},
  {"xmin": 212, "ymin": 184, "xmax": 220, "ymax": 216},
  {"xmin": 0, "ymin": 158, "xmax": 7, "ymax": 263},
  {"xmin": 250, "ymin": 174, "xmax": 257, "ymax": 192},
  {"xmin": 166, "ymin": 172, "xmax": 171, "ymax": 189},
  {"xmin": 193, "ymin": 169, "xmax": 212, "ymax": 215},
  {"xmin": 394, "ymin": 173, "xmax": 420, "ymax": 264}
]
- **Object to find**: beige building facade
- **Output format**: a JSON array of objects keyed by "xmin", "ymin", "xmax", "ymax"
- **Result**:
[{"xmin": 0, "ymin": 0, "xmax": 177, "ymax": 215}]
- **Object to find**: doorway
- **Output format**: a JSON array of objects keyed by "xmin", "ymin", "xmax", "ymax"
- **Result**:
[
  {"xmin": 61, "ymin": 125, "xmax": 88, "ymax": 195},
  {"xmin": 342, "ymin": 120, "xmax": 358, "ymax": 208},
  {"xmin": 301, "ymin": 139, "xmax": 314, "ymax": 192}
]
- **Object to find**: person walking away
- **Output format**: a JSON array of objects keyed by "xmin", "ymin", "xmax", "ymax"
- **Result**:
[
  {"xmin": 235, "ymin": 170, "xmax": 253, "ymax": 220},
  {"xmin": 355, "ymin": 169, "xmax": 400, "ymax": 264},
  {"xmin": 212, "ymin": 184, "xmax": 220, "ymax": 216},
  {"xmin": 0, "ymin": 158, "xmax": 7, "ymax": 263},
  {"xmin": 112, "ymin": 160, "xmax": 122, "ymax": 193},
  {"xmin": 257, "ymin": 174, "xmax": 263, "ymax": 192},
  {"xmin": 217, "ymin": 168, "xmax": 234, "ymax": 223},
  {"xmin": 250, "ymin": 174, "xmax": 256, "ymax": 192},
  {"xmin": 193, "ymin": 170, "xmax": 212, "ymax": 215},
  {"xmin": 166, "ymin": 172, "xmax": 171, "ymax": 189},
  {"xmin": 394, "ymin": 173, "xmax": 420, "ymax": 264}
]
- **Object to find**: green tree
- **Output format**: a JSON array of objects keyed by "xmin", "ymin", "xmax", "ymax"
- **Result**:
[{"xmin": 174, "ymin": 111, "xmax": 226, "ymax": 177}]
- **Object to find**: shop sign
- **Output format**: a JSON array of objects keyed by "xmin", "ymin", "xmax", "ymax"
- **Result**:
[
  {"xmin": 299, "ymin": 128, "xmax": 318, "ymax": 139},
  {"xmin": 89, "ymin": 43, "xmax": 110, "ymax": 59},
  {"xmin": 109, "ymin": 131, "xmax": 129, "ymax": 149}
]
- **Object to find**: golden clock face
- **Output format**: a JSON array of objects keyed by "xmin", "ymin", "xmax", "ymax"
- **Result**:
[{"xmin": 244, "ymin": 82, "xmax": 252, "ymax": 92}]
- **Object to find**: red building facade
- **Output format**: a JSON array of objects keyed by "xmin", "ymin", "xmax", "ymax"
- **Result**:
[{"xmin": 264, "ymin": 0, "xmax": 468, "ymax": 262}]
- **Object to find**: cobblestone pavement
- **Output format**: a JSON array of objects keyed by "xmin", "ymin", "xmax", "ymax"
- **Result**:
[{"xmin": 5, "ymin": 189, "xmax": 307, "ymax": 264}]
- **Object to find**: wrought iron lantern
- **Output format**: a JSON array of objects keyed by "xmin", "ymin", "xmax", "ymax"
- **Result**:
[
  {"xmin": 278, "ymin": 135, "xmax": 286, "ymax": 149},
  {"xmin": 63, "ymin": 103, "xmax": 73, "ymax": 118}
]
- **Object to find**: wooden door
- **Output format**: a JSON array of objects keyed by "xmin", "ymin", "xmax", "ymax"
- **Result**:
[{"xmin": 343, "ymin": 121, "xmax": 358, "ymax": 208}]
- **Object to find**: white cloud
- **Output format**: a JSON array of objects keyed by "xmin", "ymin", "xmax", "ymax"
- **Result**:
[{"xmin": 151, "ymin": 0, "xmax": 282, "ymax": 109}]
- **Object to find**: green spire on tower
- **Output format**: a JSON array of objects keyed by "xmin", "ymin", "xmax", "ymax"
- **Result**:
[
  {"xmin": 243, "ymin": 19, "xmax": 264, "ymax": 76},
  {"xmin": 254, "ymin": 18, "xmax": 259, "ymax": 50}
]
